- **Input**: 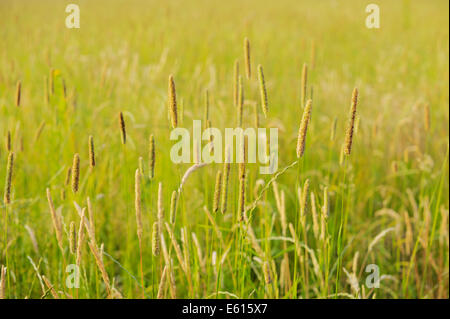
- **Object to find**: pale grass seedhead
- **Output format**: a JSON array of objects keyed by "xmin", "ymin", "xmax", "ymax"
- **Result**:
[
  {"xmin": 0, "ymin": 265, "xmax": 7, "ymax": 299},
  {"xmin": 152, "ymin": 222, "xmax": 160, "ymax": 256},
  {"xmin": 138, "ymin": 156, "xmax": 144, "ymax": 176},
  {"xmin": 4, "ymin": 152, "xmax": 14, "ymax": 205},
  {"xmin": 300, "ymin": 179, "xmax": 310, "ymax": 225},
  {"xmin": 157, "ymin": 266, "xmax": 168, "ymax": 299},
  {"xmin": 233, "ymin": 60, "xmax": 239, "ymax": 107},
  {"xmin": 296, "ymin": 99, "xmax": 313, "ymax": 158},
  {"xmin": 344, "ymin": 88, "xmax": 358, "ymax": 156},
  {"xmin": 15, "ymin": 80, "xmax": 21, "ymax": 107},
  {"xmin": 65, "ymin": 166, "xmax": 72, "ymax": 186},
  {"xmin": 34, "ymin": 121, "xmax": 46, "ymax": 144},
  {"xmin": 5, "ymin": 131, "xmax": 11, "ymax": 152},
  {"xmin": 118, "ymin": 111, "xmax": 126, "ymax": 144},
  {"xmin": 213, "ymin": 170, "xmax": 222, "ymax": 213},
  {"xmin": 169, "ymin": 190, "xmax": 178, "ymax": 224},
  {"xmin": 257, "ymin": 64, "xmax": 268, "ymax": 118},
  {"xmin": 42, "ymin": 275, "xmax": 59, "ymax": 299},
  {"xmin": 88, "ymin": 135, "xmax": 95, "ymax": 168},
  {"xmin": 149, "ymin": 134, "xmax": 155, "ymax": 179},
  {"xmin": 168, "ymin": 74, "xmax": 178, "ymax": 128},
  {"xmin": 71, "ymin": 153, "xmax": 80, "ymax": 193}
]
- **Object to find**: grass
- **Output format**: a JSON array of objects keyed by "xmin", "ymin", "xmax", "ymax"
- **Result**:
[{"xmin": 0, "ymin": 0, "xmax": 448, "ymax": 299}]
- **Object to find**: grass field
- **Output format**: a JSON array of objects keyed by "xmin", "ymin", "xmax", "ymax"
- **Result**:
[{"xmin": 0, "ymin": 0, "xmax": 448, "ymax": 299}]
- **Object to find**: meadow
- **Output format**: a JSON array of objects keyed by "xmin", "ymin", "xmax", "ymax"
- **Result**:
[{"xmin": 0, "ymin": 0, "xmax": 448, "ymax": 299}]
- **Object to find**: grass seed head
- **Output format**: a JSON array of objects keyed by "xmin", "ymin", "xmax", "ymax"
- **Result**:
[
  {"xmin": 71, "ymin": 153, "xmax": 80, "ymax": 193},
  {"xmin": 168, "ymin": 74, "xmax": 178, "ymax": 128},
  {"xmin": 257, "ymin": 64, "xmax": 268, "ymax": 118},
  {"xmin": 169, "ymin": 190, "xmax": 178, "ymax": 224},
  {"xmin": 344, "ymin": 87, "xmax": 358, "ymax": 156},
  {"xmin": 233, "ymin": 60, "xmax": 239, "ymax": 106},
  {"xmin": 88, "ymin": 135, "xmax": 95, "ymax": 168},
  {"xmin": 4, "ymin": 152, "xmax": 14, "ymax": 205},
  {"xmin": 15, "ymin": 80, "xmax": 21, "ymax": 107},
  {"xmin": 152, "ymin": 222, "xmax": 160, "ymax": 256},
  {"xmin": 118, "ymin": 112, "xmax": 126, "ymax": 144},
  {"xmin": 296, "ymin": 99, "xmax": 313, "ymax": 158},
  {"xmin": 213, "ymin": 170, "xmax": 222, "ymax": 213},
  {"xmin": 149, "ymin": 134, "xmax": 155, "ymax": 179}
]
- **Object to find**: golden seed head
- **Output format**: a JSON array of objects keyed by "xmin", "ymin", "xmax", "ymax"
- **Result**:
[
  {"xmin": 5, "ymin": 131, "xmax": 11, "ymax": 152},
  {"xmin": 213, "ymin": 170, "xmax": 222, "ymax": 213},
  {"xmin": 69, "ymin": 221, "xmax": 77, "ymax": 255},
  {"xmin": 296, "ymin": 99, "xmax": 313, "ymax": 158},
  {"xmin": 152, "ymin": 222, "xmax": 160, "ymax": 256},
  {"xmin": 233, "ymin": 60, "xmax": 239, "ymax": 107},
  {"xmin": 257, "ymin": 64, "xmax": 268, "ymax": 118},
  {"xmin": 168, "ymin": 74, "xmax": 178, "ymax": 128},
  {"xmin": 118, "ymin": 112, "xmax": 126, "ymax": 144},
  {"xmin": 344, "ymin": 87, "xmax": 358, "ymax": 156},
  {"xmin": 138, "ymin": 156, "xmax": 144, "ymax": 176},
  {"xmin": 64, "ymin": 167, "xmax": 72, "ymax": 186},
  {"xmin": 4, "ymin": 152, "xmax": 14, "ymax": 205},
  {"xmin": 71, "ymin": 153, "xmax": 80, "ymax": 193},
  {"xmin": 88, "ymin": 135, "xmax": 95, "ymax": 168},
  {"xmin": 221, "ymin": 151, "xmax": 231, "ymax": 214},
  {"xmin": 300, "ymin": 179, "xmax": 310, "ymax": 219},
  {"xmin": 149, "ymin": 134, "xmax": 155, "ymax": 179},
  {"xmin": 244, "ymin": 37, "xmax": 251, "ymax": 79},
  {"xmin": 15, "ymin": 80, "xmax": 21, "ymax": 107},
  {"xmin": 169, "ymin": 191, "xmax": 178, "ymax": 225}
]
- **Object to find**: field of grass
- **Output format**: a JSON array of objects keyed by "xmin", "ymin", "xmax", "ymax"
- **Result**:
[{"xmin": 0, "ymin": 0, "xmax": 448, "ymax": 299}]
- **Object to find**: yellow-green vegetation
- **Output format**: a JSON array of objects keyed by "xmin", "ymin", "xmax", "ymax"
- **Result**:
[{"xmin": 0, "ymin": 0, "xmax": 448, "ymax": 299}]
